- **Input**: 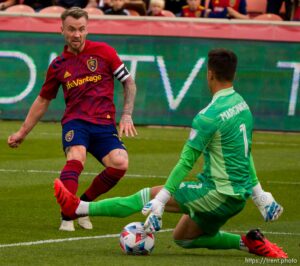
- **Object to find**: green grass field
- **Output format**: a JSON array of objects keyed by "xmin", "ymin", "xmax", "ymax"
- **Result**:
[{"xmin": 0, "ymin": 121, "xmax": 299, "ymax": 266}]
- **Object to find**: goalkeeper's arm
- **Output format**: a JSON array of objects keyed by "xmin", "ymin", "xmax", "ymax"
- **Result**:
[
  {"xmin": 164, "ymin": 144, "xmax": 202, "ymax": 195},
  {"xmin": 142, "ymin": 144, "xmax": 201, "ymax": 232}
]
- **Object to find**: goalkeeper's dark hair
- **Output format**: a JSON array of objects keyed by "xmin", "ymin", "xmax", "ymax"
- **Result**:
[
  {"xmin": 61, "ymin": 7, "xmax": 88, "ymax": 22},
  {"xmin": 208, "ymin": 48, "xmax": 237, "ymax": 82}
]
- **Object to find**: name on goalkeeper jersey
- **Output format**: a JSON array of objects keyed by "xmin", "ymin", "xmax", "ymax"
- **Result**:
[
  {"xmin": 220, "ymin": 101, "xmax": 249, "ymax": 121},
  {"xmin": 66, "ymin": 75, "xmax": 102, "ymax": 90}
]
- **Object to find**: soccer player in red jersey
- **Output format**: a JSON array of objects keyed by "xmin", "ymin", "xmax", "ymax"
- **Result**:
[{"xmin": 7, "ymin": 7, "xmax": 137, "ymax": 231}]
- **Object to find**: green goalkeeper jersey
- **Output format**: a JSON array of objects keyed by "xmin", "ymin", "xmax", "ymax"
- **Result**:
[{"xmin": 165, "ymin": 87, "xmax": 254, "ymax": 199}]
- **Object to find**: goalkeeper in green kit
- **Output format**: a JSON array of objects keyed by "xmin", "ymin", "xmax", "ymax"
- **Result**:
[{"xmin": 54, "ymin": 48, "xmax": 287, "ymax": 258}]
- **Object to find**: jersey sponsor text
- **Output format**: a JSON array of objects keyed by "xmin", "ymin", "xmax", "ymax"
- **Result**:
[{"xmin": 66, "ymin": 75, "xmax": 102, "ymax": 90}]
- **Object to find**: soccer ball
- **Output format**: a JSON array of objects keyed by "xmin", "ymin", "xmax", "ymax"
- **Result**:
[{"xmin": 119, "ymin": 222, "xmax": 155, "ymax": 255}]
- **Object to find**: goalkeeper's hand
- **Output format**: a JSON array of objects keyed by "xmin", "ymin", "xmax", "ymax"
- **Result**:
[{"xmin": 142, "ymin": 188, "xmax": 171, "ymax": 233}]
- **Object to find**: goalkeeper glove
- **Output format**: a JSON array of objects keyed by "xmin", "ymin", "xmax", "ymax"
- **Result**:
[
  {"xmin": 142, "ymin": 188, "xmax": 171, "ymax": 233},
  {"xmin": 252, "ymin": 191, "xmax": 283, "ymax": 222}
]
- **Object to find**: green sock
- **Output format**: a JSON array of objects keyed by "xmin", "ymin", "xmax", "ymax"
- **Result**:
[
  {"xmin": 89, "ymin": 188, "xmax": 150, "ymax": 217},
  {"xmin": 175, "ymin": 231, "xmax": 241, "ymax": 250}
]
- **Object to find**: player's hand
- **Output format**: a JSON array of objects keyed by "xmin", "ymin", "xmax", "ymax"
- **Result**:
[
  {"xmin": 119, "ymin": 114, "xmax": 137, "ymax": 138},
  {"xmin": 142, "ymin": 188, "xmax": 171, "ymax": 216},
  {"xmin": 142, "ymin": 198, "xmax": 165, "ymax": 217},
  {"xmin": 142, "ymin": 199, "xmax": 164, "ymax": 233},
  {"xmin": 142, "ymin": 188, "xmax": 171, "ymax": 233},
  {"xmin": 7, "ymin": 132, "xmax": 25, "ymax": 148},
  {"xmin": 144, "ymin": 213, "xmax": 162, "ymax": 233}
]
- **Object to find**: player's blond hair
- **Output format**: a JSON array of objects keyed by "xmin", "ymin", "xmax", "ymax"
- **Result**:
[
  {"xmin": 61, "ymin": 7, "xmax": 89, "ymax": 21},
  {"xmin": 150, "ymin": 0, "xmax": 165, "ymax": 8}
]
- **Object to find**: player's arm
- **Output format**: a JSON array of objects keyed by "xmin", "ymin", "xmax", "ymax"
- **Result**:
[
  {"xmin": 7, "ymin": 96, "xmax": 50, "ymax": 148},
  {"xmin": 142, "ymin": 143, "xmax": 201, "ymax": 232},
  {"xmin": 249, "ymin": 152, "xmax": 284, "ymax": 221},
  {"xmin": 249, "ymin": 153, "xmax": 259, "ymax": 187},
  {"xmin": 119, "ymin": 75, "xmax": 138, "ymax": 137},
  {"xmin": 142, "ymin": 114, "xmax": 216, "ymax": 232},
  {"xmin": 164, "ymin": 144, "xmax": 201, "ymax": 194}
]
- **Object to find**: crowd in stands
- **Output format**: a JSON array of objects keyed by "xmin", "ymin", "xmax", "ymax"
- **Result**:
[{"xmin": 0, "ymin": 0, "xmax": 299, "ymax": 21}]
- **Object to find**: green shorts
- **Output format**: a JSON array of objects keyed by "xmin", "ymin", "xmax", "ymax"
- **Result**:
[{"xmin": 173, "ymin": 180, "xmax": 246, "ymax": 235}]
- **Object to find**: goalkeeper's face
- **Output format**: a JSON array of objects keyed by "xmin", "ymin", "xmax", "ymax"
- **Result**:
[{"xmin": 61, "ymin": 16, "xmax": 88, "ymax": 54}]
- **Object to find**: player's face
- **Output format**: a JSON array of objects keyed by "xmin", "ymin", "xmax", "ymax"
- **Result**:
[{"xmin": 62, "ymin": 16, "xmax": 88, "ymax": 54}]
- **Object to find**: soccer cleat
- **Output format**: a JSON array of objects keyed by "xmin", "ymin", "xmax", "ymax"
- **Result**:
[
  {"xmin": 252, "ymin": 192, "xmax": 283, "ymax": 222},
  {"xmin": 54, "ymin": 178, "xmax": 80, "ymax": 220},
  {"xmin": 78, "ymin": 216, "xmax": 93, "ymax": 230},
  {"xmin": 59, "ymin": 220, "xmax": 75, "ymax": 231},
  {"xmin": 242, "ymin": 229, "xmax": 288, "ymax": 258}
]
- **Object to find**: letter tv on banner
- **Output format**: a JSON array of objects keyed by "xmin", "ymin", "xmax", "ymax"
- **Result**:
[{"xmin": 0, "ymin": 32, "xmax": 299, "ymax": 131}]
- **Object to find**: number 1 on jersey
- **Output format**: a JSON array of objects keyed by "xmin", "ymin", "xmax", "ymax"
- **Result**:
[{"xmin": 240, "ymin": 123, "xmax": 248, "ymax": 158}]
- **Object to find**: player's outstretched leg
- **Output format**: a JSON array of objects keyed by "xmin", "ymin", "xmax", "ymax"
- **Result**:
[
  {"xmin": 54, "ymin": 178, "xmax": 151, "ymax": 219},
  {"xmin": 242, "ymin": 229, "xmax": 288, "ymax": 258},
  {"xmin": 253, "ymin": 192, "xmax": 283, "ymax": 222},
  {"xmin": 54, "ymin": 178, "xmax": 80, "ymax": 219}
]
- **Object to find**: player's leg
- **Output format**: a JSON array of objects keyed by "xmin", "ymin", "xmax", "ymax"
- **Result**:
[
  {"xmin": 55, "ymin": 182, "xmax": 181, "ymax": 219},
  {"xmin": 173, "ymin": 215, "xmax": 287, "ymax": 258},
  {"xmin": 59, "ymin": 120, "xmax": 88, "ymax": 231},
  {"xmin": 80, "ymin": 124, "xmax": 128, "ymax": 202},
  {"xmin": 173, "ymin": 215, "xmax": 241, "ymax": 250},
  {"xmin": 80, "ymin": 149, "xmax": 127, "ymax": 201},
  {"xmin": 55, "ymin": 179, "xmax": 153, "ymax": 218},
  {"xmin": 172, "ymin": 182, "xmax": 287, "ymax": 258}
]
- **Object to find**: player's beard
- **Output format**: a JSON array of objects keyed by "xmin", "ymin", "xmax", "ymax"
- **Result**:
[{"xmin": 69, "ymin": 38, "xmax": 84, "ymax": 54}]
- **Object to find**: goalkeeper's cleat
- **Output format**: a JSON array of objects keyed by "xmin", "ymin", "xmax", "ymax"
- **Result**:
[
  {"xmin": 252, "ymin": 192, "xmax": 283, "ymax": 222},
  {"xmin": 59, "ymin": 220, "xmax": 75, "ymax": 231},
  {"xmin": 242, "ymin": 229, "xmax": 288, "ymax": 258},
  {"xmin": 78, "ymin": 216, "xmax": 93, "ymax": 230},
  {"xmin": 54, "ymin": 178, "xmax": 80, "ymax": 220}
]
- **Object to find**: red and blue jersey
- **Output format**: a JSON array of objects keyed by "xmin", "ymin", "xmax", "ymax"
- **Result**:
[
  {"xmin": 40, "ymin": 40, "xmax": 130, "ymax": 125},
  {"xmin": 208, "ymin": 0, "xmax": 247, "ymax": 18}
]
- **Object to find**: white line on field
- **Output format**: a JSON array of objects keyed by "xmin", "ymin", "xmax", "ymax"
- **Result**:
[
  {"xmin": 266, "ymin": 181, "xmax": 300, "ymax": 185},
  {"xmin": 0, "ymin": 229, "xmax": 173, "ymax": 248},
  {"xmin": 2, "ymin": 129, "xmax": 300, "ymax": 146},
  {"xmin": 0, "ymin": 169, "xmax": 299, "ymax": 185},
  {"xmin": 254, "ymin": 141, "xmax": 300, "ymax": 147},
  {"xmin": 0, "ymin": 168, "xmax": 166, "ymax": 178},
  {"xmin": 0, "ymin": 229, "xmax": 298, "ymax": 249}
]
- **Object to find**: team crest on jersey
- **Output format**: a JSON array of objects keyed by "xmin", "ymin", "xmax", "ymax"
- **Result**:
[
  {"xmin": 87, "ymin": 57, "xmax": 98, "ymax": 72},
  {"xmin": 65, "ymin": 130, "xmax": 74, "ymax": 142}
]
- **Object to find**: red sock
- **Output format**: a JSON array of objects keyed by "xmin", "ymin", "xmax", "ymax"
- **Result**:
[
  {"xmin": 81, "ymin": 167, "xmax": 126, "ymax": 201},
  {"xmin": 59, "ymin": 160, "xmax": 83, "ymax": 195}
]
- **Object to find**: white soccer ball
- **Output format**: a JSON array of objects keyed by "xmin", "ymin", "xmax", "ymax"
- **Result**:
[{"xmin": 119, "ymin": 222, "xmax": 155, "ymax": 255}]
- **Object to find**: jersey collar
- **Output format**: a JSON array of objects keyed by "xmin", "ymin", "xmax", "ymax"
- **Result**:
[{"xmin": 212, "ymin": 87, "xmax": 235, "ymax": 101}]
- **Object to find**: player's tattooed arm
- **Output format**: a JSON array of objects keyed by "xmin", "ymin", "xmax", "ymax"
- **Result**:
[
  {"xmin": 122, "ymin": 76, "xmax": 136, "ymax": 116},
  {"xmin": 119, "ymin": 76, "xmax": 137, "ymax": 137}
]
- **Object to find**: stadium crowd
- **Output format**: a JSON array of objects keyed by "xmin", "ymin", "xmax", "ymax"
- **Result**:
[{"xmin": 0, "ymin": 0, "xmax": 299, "ymax": 21}]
